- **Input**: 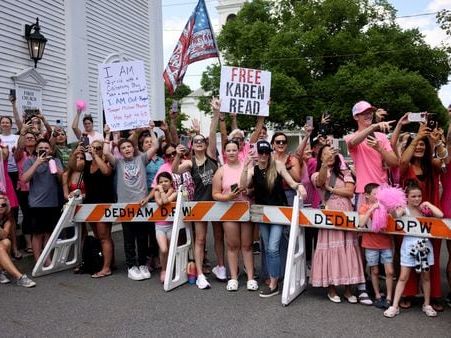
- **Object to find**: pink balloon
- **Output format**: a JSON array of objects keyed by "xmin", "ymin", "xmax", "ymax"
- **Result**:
[{"xmin": 75, "ymin": 100, "xmax": 87, "ymax": 111}]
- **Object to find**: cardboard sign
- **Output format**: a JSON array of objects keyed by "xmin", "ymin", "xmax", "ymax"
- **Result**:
[
  {"xmin": 98, "ymin": 61, "xmax": 150, "ymax": 131},
  {"xmin": 219, "ymin": 66, "xmax": 271, "ymax": 116}
]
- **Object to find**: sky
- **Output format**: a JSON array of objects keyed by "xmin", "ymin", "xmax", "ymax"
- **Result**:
[{"xmin": 162, "ymin": 0, "xmax": 451, "ymax": 105}]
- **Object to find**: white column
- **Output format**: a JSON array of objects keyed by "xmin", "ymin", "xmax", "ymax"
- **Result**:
[
  {"xmin": 64, "ymin": 0, "xmax": 89, "ymax": 142},
  {"xmin": 149, "ymin": 0, "xmax": 165, "ymax": 121}
]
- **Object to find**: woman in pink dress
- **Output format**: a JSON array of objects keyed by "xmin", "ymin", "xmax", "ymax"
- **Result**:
[{"xmin": 310, "ymin": 145, "xmax": 365, "ymax": 303}]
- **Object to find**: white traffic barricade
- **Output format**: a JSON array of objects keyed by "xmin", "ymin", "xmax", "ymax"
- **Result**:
[
  {"xmin": 281, "ymin": 193, "xmax": 307, "ymax": 306},
  {"xmin": 32, "ymin": 191, "xmax": 83, "ymax": 277},
  {"xmin": 164, "ymin": 188, "xmax": 193, "ymax": 291}
]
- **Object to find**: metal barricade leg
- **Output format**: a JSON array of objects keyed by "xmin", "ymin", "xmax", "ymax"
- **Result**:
[
  {"xmin": 281, "ymin": 194, "xmax": 307, "ymax": 306},
  {"xmin": 32, "ymin": 196, "xmax": 82, "ymax": 277},
  {"xmin": 164, "ymin": 189, "xmax": 192, "ymax": 291}
]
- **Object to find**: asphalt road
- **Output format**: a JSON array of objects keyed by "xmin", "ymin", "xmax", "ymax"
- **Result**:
[{"xmin": 2, "ymin": 231, "xmax": 451, "ymax": 337}]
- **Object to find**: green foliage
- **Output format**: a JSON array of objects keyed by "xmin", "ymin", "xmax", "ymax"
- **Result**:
[{"xmin": 200, "ymin": 0, "xmax": 450, "ymax": 135}]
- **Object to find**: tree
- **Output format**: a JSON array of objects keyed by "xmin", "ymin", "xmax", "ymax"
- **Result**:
[{"xmin": 200, "ymin": 0, "xmax": 450, "ymax": 135}]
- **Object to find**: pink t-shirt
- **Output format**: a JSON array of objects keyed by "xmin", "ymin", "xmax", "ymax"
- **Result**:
[
  {"xmin": 441, "ymin": 162, "xmax": 451, "ymax": 218},
  {"xmin": 344, "ymin": 131, "xmax": 393, "ymax": 193},
  {"xmin": 221, "ymin": 162, "xmax": 247, "ymax": 201}
]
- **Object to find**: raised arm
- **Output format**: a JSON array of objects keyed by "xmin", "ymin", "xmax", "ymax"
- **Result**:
[
  {"xmin": 296, "ymin": 125, "xmax": 313, "ymax": 159},
  {"xmin": 400, "ymin": 123, "xmax": 429, "ymax": 175},
  {"xmin": 277, "ymin": 161, "xmax": 307, "ymax": 199},
  {"xmin": 207, "ymin": 98, "xmax": 220, "ymax": 160},
  {"xmin": 168, "ymin": 111, "xmax": 179, "ymax": 145},
  {"xmin": 390, "ymin": 113, "xmax": 409, "ymax": 156},
  {"xmin": 36, "ymin": 111, "xmax": 52, "ymax": 137},
  {"xmin": 347, "ymin": 120, "xmax": 395, "ymax": 148},
  {"xmin": 145, "ymin": 123, "xmax": 159, "ymax": 160},
  {"xmin": 172, "ymin": 145, "xmax": 192, "ymax": 174},
  {"xmin": 102, "ymin": 125, "xmax": 115, "ymax": 166},
  {"xmin": 10, "ymin": 96, "xmax": 23, "ymax": 131},
  {"xmin": 71, "ymin": 109, "xmax": 82, "ymax": 140},
  {"xmin": 249, "ymin": 116, "xmax": 265, "ymax": 144},
  {"xmin": 240, "ymin": 157, "xmax": 254, "ymax": 189}
]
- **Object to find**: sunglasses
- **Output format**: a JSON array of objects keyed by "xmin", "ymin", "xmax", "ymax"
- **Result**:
[
  {"xmin": 93, "ymin": 146, "xmax": 102, "ymax": 151},
  {"xmin": 193, "ymin": 138, "xmax": 205, "ymax": 144},
  {"xmin": 274, "ymin": 140, "xmax": 287, "ymax": 145},
  {"xmin": 0, "ymin": 203, "xmax": 7, "ymax": 208},
  {"xmin": 165, "ymin": 151, "xmax": 176, "ymax": 157}
]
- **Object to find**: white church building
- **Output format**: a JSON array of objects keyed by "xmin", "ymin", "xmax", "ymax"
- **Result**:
[{"xmin": 0, "ymin": 0, "xmax": 164, "ymax": 140}]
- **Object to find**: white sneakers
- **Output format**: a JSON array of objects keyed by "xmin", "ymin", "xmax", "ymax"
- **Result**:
[
  {"xmin": 128, "ymin": 266, "xmax": 151, "ymax": 281},
  {"xmin": 196, "ymin": 274, "xmax": 211, "ymax": 289},
  {"xmin": 212, "ymin": 265, "xmax": 227, "ymax": 282}
]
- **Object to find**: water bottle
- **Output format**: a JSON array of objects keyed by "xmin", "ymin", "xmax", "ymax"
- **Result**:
[
  {"xmin": 187, "ymin": 261, "xmax": 197, "ymax": 285},
  {"xmin": 48, "ymin": 158, "xmax": 57, "ymax": 174}
]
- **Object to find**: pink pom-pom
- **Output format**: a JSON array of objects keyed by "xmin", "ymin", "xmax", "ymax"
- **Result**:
[
  {"xmin": 75, "ymin": 100, "xmax": 87, "ymax": 112},
  {"xmin": 376, "ymin": 185, "xmax": 407, "ymax": 210},
  {"xmin": 371, "ymin": 185, "xmax": 407, "ymax": 232},
  {"xmin": 372, "ymin": 204, "xmax": 387, "ymax": 232}
]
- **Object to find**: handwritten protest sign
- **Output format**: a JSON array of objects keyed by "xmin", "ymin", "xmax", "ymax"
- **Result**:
[
  {"xmin": 219, "ymin": 66, "xmax": 271, "ymax": 116},
  {"xmin": 98, "ymin": 61, "xmax": 150, "ymax": 131}
]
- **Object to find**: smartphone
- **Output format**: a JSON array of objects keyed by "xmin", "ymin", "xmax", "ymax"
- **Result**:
[
  {"xmin": 154, "ymin": 121, "xmax": 162, "ymax": 127},
  {"xmin": 332, "ymin": 138, "xmax": 339, "ymax": 149},
  {"xmin": 171, "ymin": 101, "xmax": 178, "ymax": 113},
  {"xmin": 9, "ymin": 89, "xmax": 16, "ymax": 100},
  {"xmin": 38, "ymin": 150, "xmax": 46, "ymax": 157},
  {"xmin": 180, "ymin": 135, "xmax": 191, "ymax": 149},
  {"xmin": 81, "ymin": 135, "xmax": 90, "ymax": 147},
  {"xmin": 426, "ymin": 113, "xmax": 437, "ymax": 129},
  {"xmin": 306, "ymin": 116, "xmax": 313, "ymax": 127},
  {"xmin": 408, "ymin": 112, "xmax": 427, "ymax": 123},
  {"xmin": 230, "ymin": 183, "xmax": 238, "ymax": 192}
]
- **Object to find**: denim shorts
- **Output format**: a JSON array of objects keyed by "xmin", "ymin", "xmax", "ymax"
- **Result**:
[{"xmin": 365, "ymin": 248, "xmax": 393, "ymax": 266}]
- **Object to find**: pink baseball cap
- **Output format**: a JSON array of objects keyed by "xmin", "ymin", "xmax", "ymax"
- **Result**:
[{"xmin": 352, "ymin": 101, "xmax": 376, "ymax": 116}]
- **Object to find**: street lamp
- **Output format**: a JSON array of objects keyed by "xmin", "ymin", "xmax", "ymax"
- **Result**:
[{"xmin": 24, "ymin": 17, "xmax": 47, "ymax": 68}]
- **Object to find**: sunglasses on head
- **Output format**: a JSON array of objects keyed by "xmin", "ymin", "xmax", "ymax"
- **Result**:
[
  {"xmin": 0, "ymin": 203, "xmax": 7, "ymax": 208},
  {"xmin": 193, "ymin": 138, "xmax": 205, "ymax": 144},
  {"xmin": 232, "ymin": 137, "xmax": 244, "ymax": 142},
  {"xmin": 274, "ymin": 140, "xmax": 287, "ymax": 145},
  {"xmin": 165, "ymin": 151, "xmax": 176, "ymax": 157}
]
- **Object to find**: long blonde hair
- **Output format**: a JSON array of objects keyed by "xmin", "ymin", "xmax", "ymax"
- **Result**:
[{"xmin": 265, "ymin": 155, "xmax": 278, "ymax": 193}]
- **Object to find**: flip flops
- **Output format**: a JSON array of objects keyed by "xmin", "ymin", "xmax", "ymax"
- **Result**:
[{"xmin": 91, "ymin": 271, "xmax": 112, "ymax": 278}]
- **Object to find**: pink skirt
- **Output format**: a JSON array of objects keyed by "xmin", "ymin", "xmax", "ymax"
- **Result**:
[{"xmin": 311, "ymin": 229, "xmax": 365, "ymax": 287}]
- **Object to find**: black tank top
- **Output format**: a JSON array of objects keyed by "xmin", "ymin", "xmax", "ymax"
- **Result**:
[
  {"xmin": 191, "ymin": 156, "xmax": 218, "ymax": 201},
  {"xmin": 253, "ymin": 165, "xmax": 287, "ymax": 206}
]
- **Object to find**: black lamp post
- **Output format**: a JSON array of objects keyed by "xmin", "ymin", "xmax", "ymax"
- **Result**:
[{"xmin": 24, "ymin": 18, "xmax": 47, "ymax": 68}]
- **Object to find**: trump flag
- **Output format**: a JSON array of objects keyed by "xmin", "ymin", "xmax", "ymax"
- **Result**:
[{"xmin": 163, "ymin": 0, "xmax": 219, "ymax": 95}]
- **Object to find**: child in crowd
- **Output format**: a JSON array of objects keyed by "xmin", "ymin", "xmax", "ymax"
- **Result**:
[
  {"xmin": 384, "ymin": 182, "xmax": 443, "ymax": 318},
  {"xmin": 152, "ymin": 172, "xmax": 177, "ymax": 284},
  {"xmin": 359, "ymin": 183, "xmax": 394, "ymax": 309}
]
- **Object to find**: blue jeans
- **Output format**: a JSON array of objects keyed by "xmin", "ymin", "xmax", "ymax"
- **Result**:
[{"xmin": 259, "ymin": 223, "xmax": 284, "ymax": 279}]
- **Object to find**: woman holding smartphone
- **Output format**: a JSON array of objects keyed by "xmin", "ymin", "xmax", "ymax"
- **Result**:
[{"xmin": 212, "ymin": 140, "xmax": 257, "ymax": 291}]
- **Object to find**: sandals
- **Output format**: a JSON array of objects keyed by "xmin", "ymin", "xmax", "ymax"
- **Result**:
[
  {"xmin": 358, "ymin": 292, "xmax": 373, "ymax": 306},
  {"xmin": 247, "ymin": 279, "xmax": 258, "ymax": 291},
  {"xmin": 384, "ymin": 306, "xmax": 400, "ymax": 318},
  {"xmin": 431, "ymin": 300, "xmax": 444, "ymax": 312},
  {"xmin": 226, "ymin": 279, "xmax": 239, "ymax": 291},
  {"xmin": 422, "ymin": 304, "xmax": 437, "ymax": 317},
  {"xmin": 91, "ymin": 271, "xmax": 112, "ymax": 278}
]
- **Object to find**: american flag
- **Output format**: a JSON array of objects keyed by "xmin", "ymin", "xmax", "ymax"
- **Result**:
[{"xmin": 163, "ymin": 0, "xmax": 219, "ymax": 95}]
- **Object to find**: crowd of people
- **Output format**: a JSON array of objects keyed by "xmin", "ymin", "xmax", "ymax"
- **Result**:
[{"xmin": 0, "ymin": 95, "xmax": 450, "ymax": 318}]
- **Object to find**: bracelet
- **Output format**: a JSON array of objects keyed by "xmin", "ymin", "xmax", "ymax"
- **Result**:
[{"xmin": 104, "ymin": 141, "xmax": 110, "ymax": 144}]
